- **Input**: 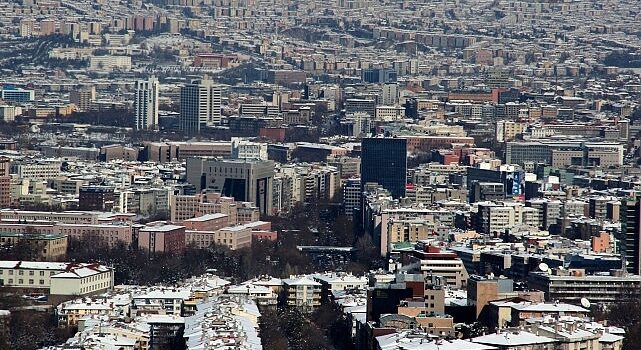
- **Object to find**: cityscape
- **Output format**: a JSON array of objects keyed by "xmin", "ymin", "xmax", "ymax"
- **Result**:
[{"xmin": 0, "ymin": 0, "xmax": 641, "ymax": 349}]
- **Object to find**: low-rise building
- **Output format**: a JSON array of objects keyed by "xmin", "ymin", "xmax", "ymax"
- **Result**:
[
  {"xmin": 0, "ymin": 232, "xmax": 67, "ymax": 260},
  {"xmin": 0, "ymin": 261, "xmax": 113, "ymax": 297},
  {"xmin": 138, "ymin": 224, "xmax": 186, "ymax": 254}
]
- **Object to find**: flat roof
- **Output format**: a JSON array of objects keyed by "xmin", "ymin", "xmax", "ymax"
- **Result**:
[
  {"xmin": 184, "ymin": 213, "xmax": 228, "ymax": 222},
  {"xmin": 0, "ymin": 232, "xmax": 67, "ymax": 240}
]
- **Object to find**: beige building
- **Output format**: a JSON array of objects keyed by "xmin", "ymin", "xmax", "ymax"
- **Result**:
[
  {"xmin": 0, "ymin": 261, "xmax": 113, "ymax": 297},
  {"xmin": 50, "ymin": 264, "xmax": 114, "ymax": 298},
  {"xmin": 170, "ymin": 192, "xmax": 259, "ymax": 224},
  {"xmin": 0, "ymin": 233, "xmax": 67, "ymax": 260},
  {"xmin": 185, "ymin": 223, "xmax": 253, "ymax": 250},
  {"xmin": 388, "ymin": 219, "xmax": 435, "ymax": 246},
  {"xmin": 496, "ymin": 121, "xmax": 527, "ymax": 142},
  {"xmin": 69, "ymin": 87, "xmax": 96, "ymax": 112},
  {"xmin": 89, "ymin": 55, "xmax": 132, "ymax": 71}
]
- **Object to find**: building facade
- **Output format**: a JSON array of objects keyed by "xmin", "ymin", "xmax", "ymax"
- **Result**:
[{"xmin": 134, "ymin": 76, "xmax": 160, "ymax": 130}]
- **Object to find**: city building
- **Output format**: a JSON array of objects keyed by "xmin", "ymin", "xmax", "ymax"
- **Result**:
[
  {"xmin": 361, "ymin": 137, "xmax": 407, "ymax": 199},
  {"xmin": 179, "ymin": 78, "xmax": 223, "ymax": 133},
  {"xmin": 620, "ymin": 197, "xmax": 641, "ymax": 275},
  {"xmin": 0, "ymin": 261, "xmax": 113, "ymax": 297},
  {"xmin": 134, "ymin": 76, "xmax": 160, "ymax": 130},
  {"xmin": 138, "ymin": 224, "xmax": 186, "ymax": 254},
  {"xmin": 79, "ymin": 186, "xmax": 116, "ymax": 211},
  {"xmin": 282, "ymin": 276, "xmax": 322, "ymax": 311},
  {"xmin": 1, "ymin": 86, "xmax": 35, "ymax": 103},
  {"xmin": 186, "ymin": 158, "xmax": 275, "ymax": 215},
  {"xmin": 69, "ymin": 86, "xmax": 95, "ymax": 112}
]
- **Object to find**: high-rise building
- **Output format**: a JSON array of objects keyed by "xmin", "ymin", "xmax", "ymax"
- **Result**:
[
  {"xmin": 621, "ymin": 198, "xmax": 641, "ymax": 275},
  {"xmin": 404, "ymin": 98, "xmax": 418, "ymax": 119},
  {"xmin": 343, "ymin": 178, "xmax": 361, "ymax": 218},
  {"xmin": 134, "ymin": 77, "xmax": 159, "ymax": 130},
  {"xmin": 179, "ymin": 78, "xmax": 222, "ymax": 134},
  {"xmin": 70, "ymin": 86, "xmax": 95, "ymax": 112},
  {"xmin": 0, "ymin": 157, "xmax": 10, "ymax": 208},
  {"xmin": 381, "ymin": 82, "xmax": 398, "ymax": 106},
  {"xmin": 361, "ymin": 137, "xmax": 407, "ymax": 198}
]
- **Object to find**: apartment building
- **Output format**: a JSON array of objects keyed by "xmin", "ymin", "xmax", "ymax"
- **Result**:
[
  {"xmin": 282, "ymin": 276, "xmax": 322, "ymax": 311},
  {"xmin": 0, "ymin": 209, "xmax": 134, "ymax": 225},
  {"xmin": 0, "ymin": 261, "xmax": 113, "ymax": 297},
  {"xmin": 138, "ymin": 224, "xmax": 186, "ymax": 254},
  {"xmin": 0, "ymin": 233, "xmax": 67, "ymax": 260},
  {"xmin": 186, "ymin": 227, "xmax": 249, "ymax": 250},
  {"xmin": 528, "ymin": 268, "xmax": 641, "ymax": 304}
]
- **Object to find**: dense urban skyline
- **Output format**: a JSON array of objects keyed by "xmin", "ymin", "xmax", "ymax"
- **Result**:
[{"xmin": 1, "ymin": 0, "xmax": 641, "ymax": 349}]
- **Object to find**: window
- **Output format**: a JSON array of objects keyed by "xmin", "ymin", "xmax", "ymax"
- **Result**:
[
  {"xmin": 40, "ymin": 271, "xmax": 44, "ymax": 276},
  {"xmin": 39, "ymin": 280, "xmax": 44, "ymax": 285},
  {"xmin": 18, "ymin": 270, "xmax": 23, "ymax": 275},
  {"xmin": 28, "ymin": 279, "xmax": 33, "ymax": 284},
  {"xmin": 8, "ymin": 279, "xmax": 13, "ymax": 284},
  {"xmin": 29, "ymin": 271, "xmax": 34, "ymax": 276},
  {"xmin": 18, "ymin": 279, "xmax": 23, "ymax": 284}
]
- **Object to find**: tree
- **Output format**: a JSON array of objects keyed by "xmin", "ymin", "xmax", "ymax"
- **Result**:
[
  {"xmin": 599, "ymin": 301, "xmax": 641, "ymax": 350},
  {"xmin": 8, "ymin": 310, "xmax": 73, "ymax": 350},
  {"xmin": 259, "ymin": 307, "xmax": 332, "ymax": 350}
]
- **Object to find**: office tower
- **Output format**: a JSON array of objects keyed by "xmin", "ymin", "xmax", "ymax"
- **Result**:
[
  {"xmin": 186, "ymin": 158, "xmax": 275, "ymax": 215},
  {"xmin": 404, "ymin": 98, "xmax": 418, "ymax": 119},
  {"xmin": 134, "ymin": 76, "xmax": 159, "ymax": 130},
  {"xmin": 70, "ymin": 86, "xmax": 96, "ymax": 112},
  {"xmin": 621, "ymin": 198, "xmax": 641, "ymax": 275},
  {"xmin": 1, "ymin": 87, "xmax": 35, "ymax": 103},
  {"xmin": 381, "ymin": 82, "xmax": 398, "ymax": 106},
  {"xmin": 0, "ymin": 157, "xmax": 10, "ymax": 208},
  {"xmin": 361, "ymin": 137, "xmax": 407, "ymax": 198},
  {"xmin": 179, "ymin": 78, "xmax": 222, "ymax": 134},
  {"xmin": 79, "ymin": 186, "xmax": 116, "ymax": 211}
]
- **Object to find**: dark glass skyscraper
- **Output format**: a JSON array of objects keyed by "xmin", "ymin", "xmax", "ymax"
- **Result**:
[
  {"xmin": 361, "ymin": 137, "xmax": 407, "ymax": 198},
  {"xmin": 621, "ymin": 198, "xmax": 641, "ymax": 275}
]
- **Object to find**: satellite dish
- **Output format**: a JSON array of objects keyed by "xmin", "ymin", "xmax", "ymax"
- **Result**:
[
  {"xmin": 539, "ymin": 263, "xmax": 549, "ymax": 272},
  {"xmin": 580, "ymin": 298, "xmax": 591, "ymax": 309}
]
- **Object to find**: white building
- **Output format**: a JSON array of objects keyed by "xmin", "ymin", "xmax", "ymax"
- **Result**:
[
  {"xmin": 0, "ymin": 105, "xmax": 22, "ymax": 122},
  {"xmin": 0, "ymin": 261, "xmax": 114, "ymax": 297},
  {"xmin": 179, "ymin": 78, "xmax": 223, "ymax": 133},
  {"xmin": 134, "ymin": 77, "xmax": 160, "ymax": 130},
  {"xmin": 89, "ymin": 55, "xmax": 132, "ymax": 71},
  {"xmin": 381, "ymin": 82, "xmax": 399, "ymax": 106},
  {"xmin": 231, "ymin": 138, "xmax": 268, "ymax": 160},
  {"xmin": 282, "ymin": 276, "xmax": 321, "ymax": 311}
]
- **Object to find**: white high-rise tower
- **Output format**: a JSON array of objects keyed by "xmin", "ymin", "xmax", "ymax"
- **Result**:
[
  {"xmin": 134, "ymin": 76, "xmax": 159, "ymax": 130},
  {"xmin": 179, "ymin": 78, "xmax": 222, "ymax": 134}
]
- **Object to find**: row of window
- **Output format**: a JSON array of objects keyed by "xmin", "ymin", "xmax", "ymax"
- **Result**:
[
  {"xmin": 0, "ymin": 269, "xmax": 54, "ymax": 276},
  {"xmin": 0, "ymin": 278, "xmax": 46, "ymax": 285},
  {"xmin": 80, "ymin": 281, "xmax": 109, "ymax": 294}
]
